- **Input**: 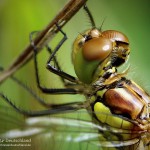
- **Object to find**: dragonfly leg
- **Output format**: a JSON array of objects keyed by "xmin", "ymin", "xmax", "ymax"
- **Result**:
[
  {"xmin": 46, "ymin": 24, "xmax": 78, "ymax": 83},
  {"xmin": 0, "ymin": 93, "xmax": 85, "ymax": 117},
  {"xmin": 45, "ymin": 45, "xmax": 74, "ymax": 87},
  {"xmin": 30, "ymin": 25, "xmax": 81, "ymax": 94}
]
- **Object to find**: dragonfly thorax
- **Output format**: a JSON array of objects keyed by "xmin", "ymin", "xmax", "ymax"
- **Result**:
[{"xmin": 88, "ymin": 76, "xmax": 150, "ymax": 132}]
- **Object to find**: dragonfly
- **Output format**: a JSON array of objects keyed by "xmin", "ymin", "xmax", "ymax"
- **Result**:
[{"xmin": 0, "ymin": 3, "xmax": 150, "ymax": 150}]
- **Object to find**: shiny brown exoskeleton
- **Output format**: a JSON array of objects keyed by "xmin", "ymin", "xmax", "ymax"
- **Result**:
[{"xmin": 93, "ymin": 76, "xmax": 150, "ymax": 130}]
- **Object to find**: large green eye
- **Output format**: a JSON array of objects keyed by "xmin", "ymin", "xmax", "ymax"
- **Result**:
[
  {"xmin": 72, "ymin": 28, "xmax": 130, "ymax": 84},
  {"xmin": 73, "ymin": 45, "xmax": 100, "ymax": 84},
  {"xmin": 72, "ymin": 29, "xmax": 113, "ymax": 84}
]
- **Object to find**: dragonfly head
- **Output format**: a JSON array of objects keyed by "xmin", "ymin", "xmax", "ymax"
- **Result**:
[{"xmin": 72, "ymin": 28, "xmax": 130, "ymax": 84}]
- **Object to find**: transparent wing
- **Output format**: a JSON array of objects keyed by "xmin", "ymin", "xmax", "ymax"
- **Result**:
[{"xmin": 0, "ymin": 105, "xmax": 149, "ymax": 150}]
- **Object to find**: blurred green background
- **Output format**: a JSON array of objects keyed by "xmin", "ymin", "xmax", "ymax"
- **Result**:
[{"xmin": 0, "ymin": 0, "xmax": 150, "ymax": 150}]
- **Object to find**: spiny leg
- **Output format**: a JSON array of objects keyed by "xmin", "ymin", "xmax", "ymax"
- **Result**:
[
  {"xmin": 30, "ymin": 31, "xmax": 68, "ymax": 85},
  {"xmin": 0, "ymin": 67, "xmax": 85, "ymax": 117},
  {"xmin": 0, "ymin": 93, "xmax": 85, "ymax": 117},
  {"xmin": 45, "ymin": 45, "xmax": 73, "ymax": 86},
  {"xmin": 30, "ymin": 24, "xmax": 82, "ymax": 94},
  {"xmin": 0, "ymin": 66, "xmax": 49, "ymax": 107},
  {"xmin": 46, "ymin": 24, "xmax": 79, "ymax": 83},
  {"xmin": 0, "ymin": 66, "xmax": 86, "ymax": 117},
  {"xmin": 0, "ymin": 66, "xmax": 81, "ymax": 108}
]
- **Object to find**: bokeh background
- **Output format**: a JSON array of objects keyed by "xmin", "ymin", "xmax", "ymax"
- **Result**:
[{"xmin": 0, "ymin": 0, "xmax": 150, "ymax": 150}]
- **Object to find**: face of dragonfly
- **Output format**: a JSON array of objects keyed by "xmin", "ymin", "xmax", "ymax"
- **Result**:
[{"xmin": 72, "ymin": 28, "xmax": 130, "ymax": 84}]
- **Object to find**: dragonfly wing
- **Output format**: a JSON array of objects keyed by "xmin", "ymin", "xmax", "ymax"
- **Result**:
[{"xmin": 0, "ymin": 105, "xmax": 149, "ymax": 150}]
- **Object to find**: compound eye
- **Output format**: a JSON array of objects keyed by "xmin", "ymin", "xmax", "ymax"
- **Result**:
[
  {"xmin": 82, "ymin": 37, "xmax": 113, "ymax": 61},
  {"xmin": 102, "ymin": 30, "xmax": 129, "ymax": 44}
]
